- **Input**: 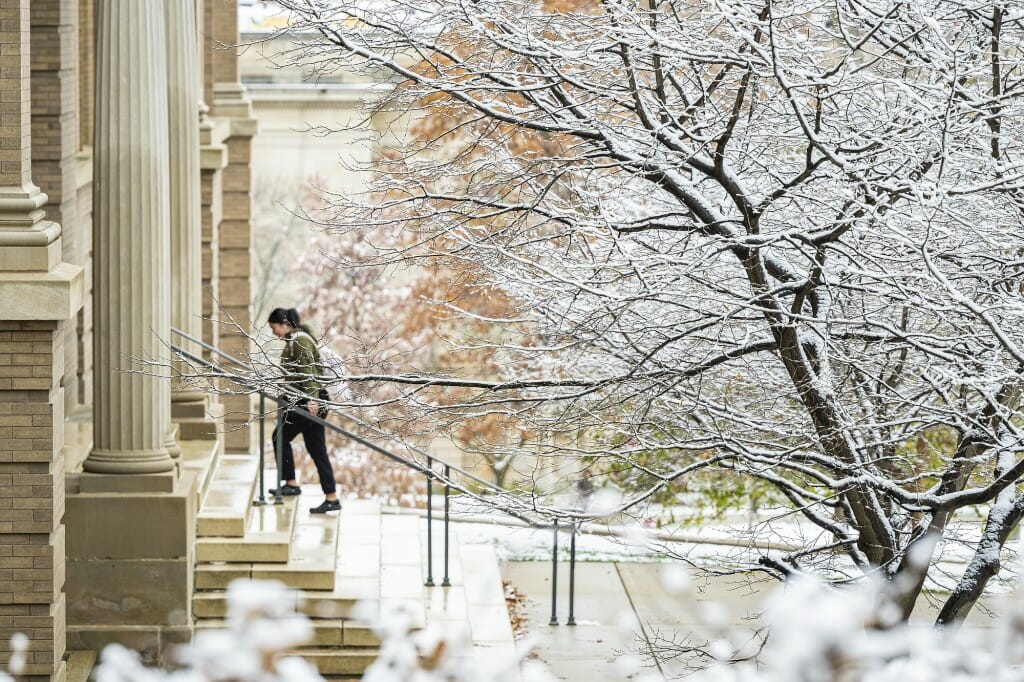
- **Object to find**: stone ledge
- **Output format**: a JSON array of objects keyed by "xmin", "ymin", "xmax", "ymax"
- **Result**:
[
  {"xmin": 0, "ymin": 262, "xmax": 84, "ymax": 321},
  {"xmin": 200, "ymin": 144, "xmax": 228, "ymax": 171},
  {"xmin": 228, "ymin": 117, "xmax": 259, "ymax": 138},
  {"xmin": 74, "ymin": 471, "xmax": 178, "ymax": 494}
]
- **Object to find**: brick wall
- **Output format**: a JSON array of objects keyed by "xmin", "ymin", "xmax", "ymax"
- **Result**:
[
  {"xmin": 31, "ymin": 0, "xmax": 82, "ymax": 418},
  {"xmin": 77, "ymin": 0, "xmax": 93, "ymax": 150},
  {"xmin": 208, "ymin": 0, "xmax": 239, "ymax": 91},
  {"xmin": 0, "ymin": 1, "xmax": 33, "ymax": 189},
  {"xmin": 0, "ymin": 321, "xmax": 67, "ymax": 682},
  {"xmin": 200, "ymin": 162, "xmax": 223, "ymax": 358},
  {"xmin": 218, "ymin": 134, "xmax": 254, "ymax": 453},
  {"xmin": 201, "ymin": 0, "xmax": 214, "ymax": 111}
]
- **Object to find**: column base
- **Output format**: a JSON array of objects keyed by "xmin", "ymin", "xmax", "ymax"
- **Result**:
[
  {"xmin": 0, "ymin": 241, "xmax": 62, "ymax": 271},
  {"xmin": 82, "ymin": 447, "xmax": 175, "ymax": 475}
]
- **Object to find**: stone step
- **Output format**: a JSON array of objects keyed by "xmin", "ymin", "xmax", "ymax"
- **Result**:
[
  {"xmin": 196, "ymin": 618, "xmax": 380, "ymax": 647},
  {"xmin": 172, "ymin": 399, "xmax": 225, "ymax": 438},
  {"xmin": 171, "ymin": 400, "xmax": 214, "ymax": 420},
  {"xmin": 191, "ymin": 484, "xmax": 433, "ymax": 679},
  {"xmin": 197, "ymin": 454, "xmax": 260, "ymax": 537},
  {"xmin": 177, "ymin": 418, "xmax": 221, "ymax": 441},
  {"xmin": 298, "ymin": 648, "xmax": 380, "ymax": 676},
  {"xmin": 251, "ymin": 499, "xmax": 341, "ymax": 588},
  {"xmin": 65, "ymin": 650, "xmax": 97, "ymax": 682},
  {"xmin": 195, "ymin": 497, "xmax": 296, "ymax": 562},
  {"xmin": 193, "ymin": 591, "xmax": 243, "ymax": 619},
  {"xmin": 196, "ymin": 504, "xmax": 341, "ymax": 590},
  {"xmin": 195, "ymin": 564, "xmax": 251, "ymax": 590},
  {"xmin": 194, "ymin": 499, "xmax": 378, "ymax": 618},
  {"xmin": 292, "ymin": 499, "xmax": 383, "ymax": 621}
]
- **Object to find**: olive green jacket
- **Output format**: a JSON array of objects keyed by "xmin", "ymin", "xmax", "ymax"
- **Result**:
[{"xmin": 281, "ymin": 330, "xmax": 323, "ymax": 399}]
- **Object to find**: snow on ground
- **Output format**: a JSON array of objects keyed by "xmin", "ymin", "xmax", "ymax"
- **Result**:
[{"xmin": 434, "ymin": 504, "xmax": 1023, "ymax": 597}]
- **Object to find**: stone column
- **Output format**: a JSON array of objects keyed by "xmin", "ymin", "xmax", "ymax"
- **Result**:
[
  {"xmin": 84, "ymin": 0, "xmax": 174, "ymax": 475},
  {"xmin": 65, "ymin": 2, "xmax": 199, "ymax": 657},
  {"xmin": 166, "ymin": 0, "xmax": 205, "ymax": 406}
]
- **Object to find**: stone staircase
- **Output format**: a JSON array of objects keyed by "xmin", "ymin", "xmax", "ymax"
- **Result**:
[{"xmin": 189, "ymin": 446, "xmax": 516, "ymax": 678}]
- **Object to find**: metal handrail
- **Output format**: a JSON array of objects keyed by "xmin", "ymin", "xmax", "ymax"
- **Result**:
[
  {"xmin": 172, "ymin": 327, "xmax": 507, "ymax": 494},
  {"xmin": 170, "ymin": 327, "xmax": 582, "ymax": 622}
]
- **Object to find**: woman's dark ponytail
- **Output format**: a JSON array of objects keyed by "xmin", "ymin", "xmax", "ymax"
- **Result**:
[{"xmin": 268, "ymin": 307, "xmax": 316, "ymax": 339}]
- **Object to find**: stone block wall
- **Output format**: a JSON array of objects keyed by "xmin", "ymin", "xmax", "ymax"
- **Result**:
[{"xmin": 0, "ymin": 321, "xmax": 68, "ymax": 682}]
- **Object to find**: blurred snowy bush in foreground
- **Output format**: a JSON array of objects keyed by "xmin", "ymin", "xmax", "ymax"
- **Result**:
[
  {"xmin": 690, "ymin": 572, "xmax": 1024, "ymax": 682},
  {"xmin": 69, "ymin": 572, "xmax": 1024, "ymax": 682},
  {"xmin": 92, "ymin": 580, "xmax": 321, "ymax": 682},
  {"xmin": 0, "ymin": 633, "xmax": 28, "ymax": 682},
  {"xmin": 87, "ymin": 578, "xmax": 553, "ymax": 682},
  {"xmin": 356, "ymin": 601, "xmax": 555, "ymax": 682}
]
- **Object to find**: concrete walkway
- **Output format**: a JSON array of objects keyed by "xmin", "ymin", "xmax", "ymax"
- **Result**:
[
  {"xmin": 502, "ymin": 562, "xmax": 776, "ymax": 680},
  {"xmin": 503, "ymin": 560, "xmax": 1000, "ymax": 680}
]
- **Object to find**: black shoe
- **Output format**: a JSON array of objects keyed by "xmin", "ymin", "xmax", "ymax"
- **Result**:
[
  {"xmin": 269, "ymin": 484, "xmax": 302, "ymax": 496},
  {"xmin": 310, "ymin": 499, "xmax": 341, "ymax": 514}
]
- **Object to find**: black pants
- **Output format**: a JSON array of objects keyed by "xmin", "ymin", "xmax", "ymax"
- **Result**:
[{"xmin": 273, "ymin": 403, "xmax": 336, "ymax": 495}]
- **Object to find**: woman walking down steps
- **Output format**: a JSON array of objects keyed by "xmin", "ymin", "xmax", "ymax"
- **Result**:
[{"xmin": 267, "ymin": 307, "xmax": 340, "ymax": 513}]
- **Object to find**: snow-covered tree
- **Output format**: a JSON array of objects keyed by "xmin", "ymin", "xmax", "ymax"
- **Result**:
[{"xmin": 258, "ymin": 0, "xmax": 1024, "ymax": 624}]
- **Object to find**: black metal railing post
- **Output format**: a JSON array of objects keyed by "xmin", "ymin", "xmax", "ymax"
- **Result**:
[
  {"xmin": 550, "ymin": 519, "xmax": 559, "ymax": 625},
  {"xmin": 273, "ymin": 403, "xmax": 285, "ymax": 505},
  {"xmin": 425, "ymin": 455, "xmax": 435, "ymax": 587},
  {"xmin": 254, "ymin": 393, "xmax": 267, "ymax": 505},
  {"xmin": 568, "ymin": 521, "xmax": 578, "ymax": 626},
  {"xmin": 443, "ymin": 464, "xmax": 451, "ymax": 587}
]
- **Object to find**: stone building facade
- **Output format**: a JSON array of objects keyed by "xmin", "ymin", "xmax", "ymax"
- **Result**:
[{"xmin": 0, "ymin": 1, "xmax": 257, "ymax": 679}]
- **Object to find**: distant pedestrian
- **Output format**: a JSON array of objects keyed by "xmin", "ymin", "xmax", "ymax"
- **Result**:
[{"xmin": 267, "ymin": 307, "xmax": 340, "ymax": 514}]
